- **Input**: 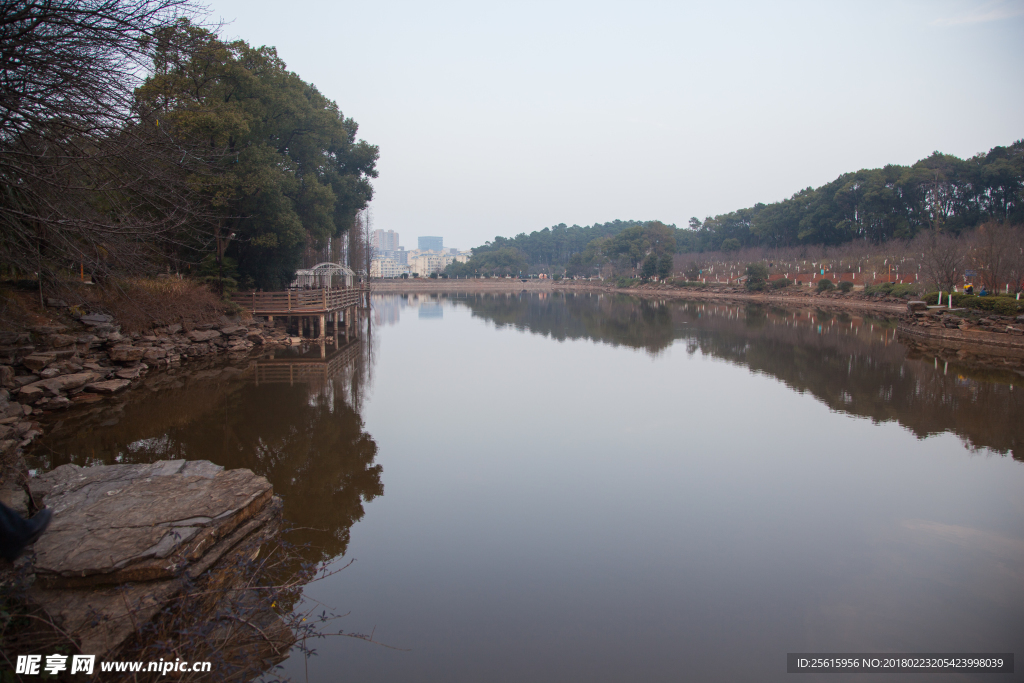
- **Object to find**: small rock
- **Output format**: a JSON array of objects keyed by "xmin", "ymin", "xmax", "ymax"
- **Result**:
[
  {"xmin": 22, "ymin": 353, "xmax": 57, "ymax": 371},
  {"xmin": 48, "ymin": 334, "xmax": 77, "ymax": 348},
  {"xmin": 80, "ymin": 313, "xmax": 114, "ymax": 326},
  {"xmin": 39, "ymin": 368, "xmax": 61, "ymax": 379},
  {"xmin": 142, "ymin": 347, "xmax": 167, "ymax": 361},
  {"xmin": 187, "ymin": 330, "xmax": 222, "ymax": 342},
  {"xmin": 46, "ymin": 297, "xmax": 69, "ymax": 308},
  {"xmin": 84, "ymin": 379, "xmax": 131, "ymax": 394},
  {"xmin": 0, "ymin": 365, "xmax": 14, "ymax": 388},
  {"xmin": 19, "ymin": 384, "xmax": 45, "ymax": 400},
  {"xmin": 165, "ymin": 323, "xmax": 182, "ymax": 335},
  {"xmin": 109, "ymin": 346, "xmax": 146, "ymax": 362},
  {"xmin": 115, "ymin": 367, "xmax": 142, "ymax": 380},
  {"xmin": 48, "ymin": 396, "xmax": 72, "ymax": 410},
  {"xmin": 28, "ymin": 372, "xmax": 100, "ymax": 397},
  {"xmin": 72, "ymin": 393, "xmax": 105, "ymax": 404}
]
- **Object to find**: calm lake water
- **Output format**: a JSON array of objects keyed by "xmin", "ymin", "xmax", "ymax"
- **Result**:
[{"xmin": 32, "ymin": 292, "xmax": 1024, "ymax": 682}]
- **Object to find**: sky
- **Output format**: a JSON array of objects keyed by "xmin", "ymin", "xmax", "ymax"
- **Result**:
[{"xmin": 203, "ymin": 0, "xmax": 1024, "ymax": 250}]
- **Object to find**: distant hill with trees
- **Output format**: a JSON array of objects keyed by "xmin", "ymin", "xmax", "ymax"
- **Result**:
[{"xmin": 449, "ymin": 141, "xmax": 1022, "ymax": 279}]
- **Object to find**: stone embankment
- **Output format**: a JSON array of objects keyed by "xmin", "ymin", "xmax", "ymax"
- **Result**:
[
  {"xmin": 0, "ymin": 313, "xmax": 288, "ymax": 461},
  {"xmin": 898, "ymin": 302, "xmax": 1024, "ymax": 368}
]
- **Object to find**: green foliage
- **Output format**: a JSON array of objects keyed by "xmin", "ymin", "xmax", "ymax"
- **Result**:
[
  {"xmin": 615, "ymin": 277, "xmax": 638, "ymax": 288},
  {"xmin": 658, "ymin": 254, "xmax": 673, "ymax": 280},
  {"xmin": 745, "ymin": 262, "xmax": 769, "ymax": 291},
  {"xmin": 195, "ymin": 276, "xmax": 238, "ymax": 294},
  {"xmin": 641, "ymin": 255, "xmax": 657, "ymax": 281},
  {"xmin": 838, "ymin": 280, "xmax": 854, "ymax": 293},
  {"xmin": 952, "ymin": 294, "xmax": 1024, "ymax": 315},
  {"xmin": 771, "ymin": 277, "xmax": 791, "ymax": 289},
  {"xmin": 817, "ymin": 278, "xmax": 836, "ymax": 292},
  {"xmin": 467, "ymin": 247, "xmax": 529, "ymax": 276},
  {"xmin": 863, "ymin": 282, "xmax": 918, "ymax": 298},
  {"xmin": 136, "ymin": 21, "xmax": 378, "ymax": 289},
  {"xmin": 443, "ymin": 260, "xmax": 474, "ymax": 278},
  {"xmin": 674, "ymin": 141, "xmax": 1024, "ymax": 252}
]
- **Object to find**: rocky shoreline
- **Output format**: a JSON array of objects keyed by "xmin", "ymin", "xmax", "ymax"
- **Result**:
[
  {"xmin": 0, "ymin": 310, "xmax": 301, "ymax": 668},
  {"xmin": 1, "ymin": 311, "xmax": 293, "ymax": 508},
  {"xmin": 898, "ymin": 302, "xmax": 1024, "ymax": 369}
]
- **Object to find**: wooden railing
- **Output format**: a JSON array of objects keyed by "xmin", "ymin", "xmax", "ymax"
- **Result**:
[{"xmin": 230, "ymin": 287, "xmax": 366, "ymax": 313}]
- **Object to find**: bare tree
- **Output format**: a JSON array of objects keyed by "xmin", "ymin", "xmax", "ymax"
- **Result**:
[
  {"xmin": 1006, "ymin": 225, "xmax": 1024, "ymax": 295},
  {"xmin": 0, "ymin": 0, "xmax": 208, "ymax": 289},
  {"xmin": 916, "ymin": 231, "xmax": 966, "ymax": 294},
  {"xmin": 970, "ymin": 221, "xmax": 1018, "ymax": 294}
]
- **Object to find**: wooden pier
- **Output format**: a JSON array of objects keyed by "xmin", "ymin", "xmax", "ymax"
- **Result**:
[{"xmin": 230, "ymin": 287, "xmax": 368, "ymax": 339}]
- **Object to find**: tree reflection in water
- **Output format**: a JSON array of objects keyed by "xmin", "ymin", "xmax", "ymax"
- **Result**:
[
  {"xmin": 32, "ymin": 337, "xmax": 382, "ymax": 563},
  {"xmin": 442, "ymin": 291, "xmax": 1022, "ymax": 462}
]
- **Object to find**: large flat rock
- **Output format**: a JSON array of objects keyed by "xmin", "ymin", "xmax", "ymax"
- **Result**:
[
  {"xmin": 29, "ymin": 496, "xmax": 283, "ymax": 655},
  {"xmin": 31, "ymin": 459, "xmax": 272, "ymax": 588}
]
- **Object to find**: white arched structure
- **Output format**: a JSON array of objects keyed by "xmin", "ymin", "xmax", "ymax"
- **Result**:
[{"xmin": 291, "ymin": 262, "xmax": 356, "ymax": 289}]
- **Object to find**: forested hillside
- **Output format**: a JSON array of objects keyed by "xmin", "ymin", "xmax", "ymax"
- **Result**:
[
  {"xmin": 452, "ymin": 141, "xmax": 1022, "ymax": 278},
  {"xmin": 686, "ymin": 141, "xmax": 1023, "ymax": 252}
]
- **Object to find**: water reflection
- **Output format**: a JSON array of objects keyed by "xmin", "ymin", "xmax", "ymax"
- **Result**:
[
  {"xmin": 30, "ymin": 337, "xmax": 383, "ymax": 562},
  {"xmin": 392, "ymin": 292, "xmax": 1021, "ymax": 462}
]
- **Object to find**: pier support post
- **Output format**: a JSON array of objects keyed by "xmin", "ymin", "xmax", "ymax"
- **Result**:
[{"xmin": 319, "ymin": 314, "xmax": 325, "ymax": 339}]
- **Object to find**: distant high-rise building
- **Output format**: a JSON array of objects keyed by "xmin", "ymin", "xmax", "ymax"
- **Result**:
[
  {"xmin": 372, "ymin": 229, "xmax": 400, "ymax": 254},
  {"xmin": 418, "ymin": 236, "xmax": 443, "ymax": 252}
]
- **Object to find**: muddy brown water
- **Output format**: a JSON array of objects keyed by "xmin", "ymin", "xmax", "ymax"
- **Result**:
[{"xmin": 30, "ymin": 292, "xmax": 1024, "ymax": 682}]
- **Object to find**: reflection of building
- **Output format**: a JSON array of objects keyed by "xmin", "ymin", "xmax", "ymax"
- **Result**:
[
  {"xmin": 418, "ymin": 302, "xmax": 443, "ymax": 318},
  {"xmin": 418, "ymin": 236, "xmax": 443, "ymax": 251},
  {"xmin": 373, "ymin": 296, "xmax": 403, "ymax": 326}
]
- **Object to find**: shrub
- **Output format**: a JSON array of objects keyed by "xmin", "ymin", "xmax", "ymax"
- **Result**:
[
  {"xmin": 864, "ymin": 283, "xmax": 893, "ymax": 296},
  {"xmin": 957, "ymin": 295, "xmax": 1023, "ymax": 316},
  {"xmin": 837, "ymin": 281, "xmax": 853, "ymax": 293},
  {"xmin": 745, "ymin": 263, "xmax": 769, "ymax": 291},
  {"xmin": 816, "ymin": 278, "xmax": 835, "ymax": 292},
  {"xmin": 771, "ymin": 278, "xmax": 791, "ymax": 290},
  {"xmin": 889, "ymin": 283, "xmax": 920, "ymax": 298},
  {"xmin": 926, "ymin": 292, "xmax": 1024, "ymax": 315}
]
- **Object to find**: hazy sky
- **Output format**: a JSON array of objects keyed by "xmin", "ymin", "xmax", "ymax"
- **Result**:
[{"xmin": 204, "ymin": 0, "xmax": 1023, "ymax": 249}]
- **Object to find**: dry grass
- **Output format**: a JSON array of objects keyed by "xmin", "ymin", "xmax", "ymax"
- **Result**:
[
  {"xmin": 2, "ymin": 276, "xmax": 240, "ymax": 334},
  {"xmin": 90, "ymin": 278, "xmax": 235, "ymax": 333}
]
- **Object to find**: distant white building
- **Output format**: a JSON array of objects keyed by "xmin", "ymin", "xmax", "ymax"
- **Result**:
[{"xmin": 370, "ymin": 257, "xmax": 402, "ymax": 278}]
